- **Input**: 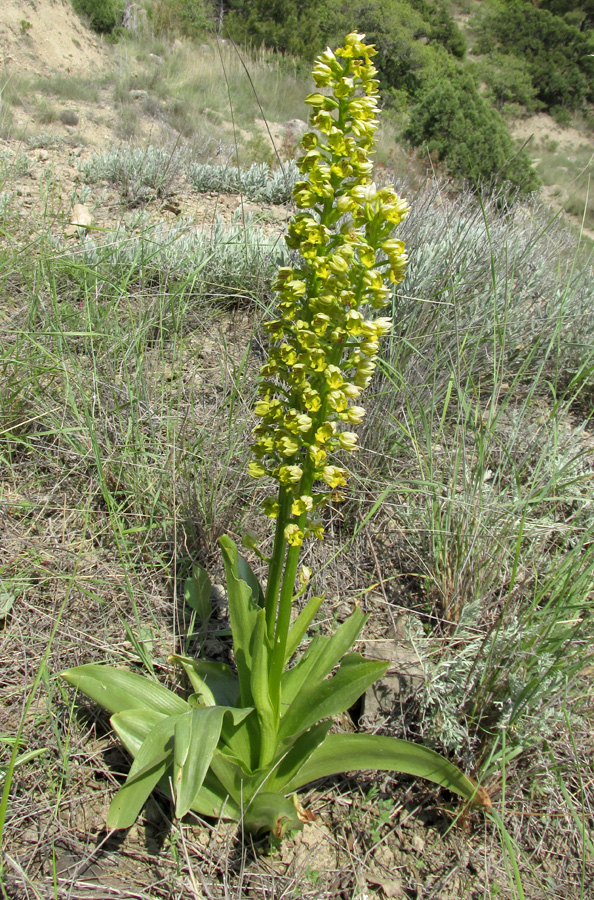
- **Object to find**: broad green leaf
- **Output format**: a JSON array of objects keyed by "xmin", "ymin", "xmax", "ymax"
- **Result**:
[
  {"xmin": 220, "ymin": 535, "xmax": 260, "ymax": 707},
  {"xmin": 184, "ymin": 564, "xmax": 212, "ymax": 623},
  {"xmin": 173, "ymin": 707, "xmax": 229, "ymax": 818},
  {"xmin": 107, "ymin": 713, "xmax": 182, "ymax": 829},
  {"xmin": 242, "ymin": 791, "xmax": 302, "ymax": 837},
  {"xmin": 284, "ymin": 594, "xmax": 324, "ymax": 664},
  {"xmin": 169, "ymin": 655, "xmax": 240, "ymax": 708},
  {"xmin": 189, "ymin": 775, "xmax": 242, "ymax": 820},
  {"xmin": 266, "ymin": 721, "xmax": 333, "ymax": 793},
  {"xmin": 110, "ymin": 710, "xmax": 240, "ymax": 820},
  {"xmin": 249, "ymin": 609, "xmax": 276, "ymax": 767},
  {"xmin": 209, "ymin": 748, "xmax": 253, "ymax": 806},
  {"xmin": 281, "ymin": 608, "xmax": 367, "ymax": 710},
  {"xmin": 285, "ymin": 733, "xmax": 490, "ymax": 808},
  {"xmin": 61, "ymin": 664, "xmax": 188, "ymax": 717},
  {"xmin": 281, "ymin": 636, "xmax": 332, "ymax": 709},
  {"xmin": 220, "ymin": 709, "xmax": 260, "ymax": 771},
  {"xmin": 279, "ymin": 653, "xmax": 388, "ymax": 742},
  {"xmin": 111, "ymin": 709, "xmax": 166, "ymax": 757},
  {"xmin": 107, "ymin": 752, "xmax": 171, "ymax": 830},
  {"xmin": 236, "ymin": 553, "xmax": 265, "ymax": 609}
]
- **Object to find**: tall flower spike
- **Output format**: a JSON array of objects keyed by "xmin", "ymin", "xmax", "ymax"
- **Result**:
[{"xmin": 249, "ymin": 33, "xmax": 410, "ymax": 543}]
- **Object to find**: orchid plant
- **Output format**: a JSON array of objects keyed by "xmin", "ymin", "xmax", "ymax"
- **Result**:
[{"xmin": 62, "ymin": 34, "xmax": 490, "ymax": 839}]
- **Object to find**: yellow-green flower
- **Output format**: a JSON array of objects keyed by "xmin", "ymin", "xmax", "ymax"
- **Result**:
[{"xmin": 284, "ymin": 523, "xmax": 304, "ymax": 547}]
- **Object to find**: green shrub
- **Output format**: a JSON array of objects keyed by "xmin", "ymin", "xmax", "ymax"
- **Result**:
[
  {"xmin": 405, "ymin": 70, "xmax": 540, "ymax": 191},
  {"xmin": 149, "ymin": 0, "xmax": 213, "ymax": 37},
  {"xmin": 408, "ymin": 0, "xmax": 466, "ymax": 57},
  {"xmin": 476, "ymin": 53, "xmax": 541, "ymax": 112},
  {"xmin": 474, "ymin": 0, "xmax": 594, "ymax": 109},
  {"xmin": 71, "ymin": 0, "xmax": 125, "ymax": 33}
]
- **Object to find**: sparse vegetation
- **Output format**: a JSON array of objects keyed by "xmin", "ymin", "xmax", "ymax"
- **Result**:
[
  {"xmin": 189, "ymin": 159, "xmax": 299, "ymax": 203},
  {"xmin": 79, "ymin": 143, "xmax": 190, "ymax": 204},
  {"xmin": 32, "ymin": 73, "xmax": 100, "ymax": 103}
]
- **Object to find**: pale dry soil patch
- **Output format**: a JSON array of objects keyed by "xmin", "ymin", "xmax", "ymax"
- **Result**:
[
  {"xmin": 510, "ymin": 111, "xmax": 594, "ymax": 240},
  {"xmin": 0, "ymin": 0, "xmax": 106, "ymax": 75}
]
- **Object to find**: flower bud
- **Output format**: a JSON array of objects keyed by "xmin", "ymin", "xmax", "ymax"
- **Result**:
[
  {"xmin": 248, "ymin": 461, "xmax": 267, "ymax": 478},
  {"xmin": 338, "ymin": 431, "xmax": 358, "ymax": 451}
]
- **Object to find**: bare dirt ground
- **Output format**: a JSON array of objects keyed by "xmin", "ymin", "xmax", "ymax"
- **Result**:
[
  {"xmin": 511, "ymin": 112, "xmax": 592, "ymax": 152},
  {"xmin": 0, "ymin": 0, "xmax": 106, "ymax": 75},
  {"xmin": 510, "ymin": 112, "xmax": 594, "ymax": 240}
]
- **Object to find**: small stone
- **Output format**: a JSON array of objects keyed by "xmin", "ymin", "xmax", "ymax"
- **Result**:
[
  {"xmin": 162, "ymin": 198, "xmax": 182, "ymax": 215},
  {"xmin": 335, "ymin": 602, "xmax": 352, "ymax": 622},
  {"xmin": 211, "ymin": 584, "xmax": 226, "ymax": 604},
  {"xmin": 411, "ymin": 834, "xmax": 425, "ymax": 853},
  {"xmin": 70, "ymin": 203, "xmax": 94, "ymax": 229}
]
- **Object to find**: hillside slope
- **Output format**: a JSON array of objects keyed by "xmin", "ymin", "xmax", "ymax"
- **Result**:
[{"xmin": 0, "ymin": 0, "xmax": 107, "ymax": 75}]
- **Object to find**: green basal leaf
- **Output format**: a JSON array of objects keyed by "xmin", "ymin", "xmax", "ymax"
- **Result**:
[
  {"xmin": 174, "ymin": 706, "xmax": 250, "ymax": 818},
  {"xmin": 107, "ymin": 713, "xmax": 182, "ymax": 829},
  {"xmin": 209, "ymin": 748, "xmax": 253, "ymax": 807},
  {"xmin": 220, "ymin": 535, "xmax": 261, "ymax": 707},
  {"xmin": 110, "ymin": 709, "xmax": 241, "ymax": 821},
  {"xmin": 61, "ymin": 664, "xmax": 188, "ymax": 717},
  {"xmin": 249, "ymin": 609, "xmax": 276, "ymax": 767},
  {"xmin": 111, "ymin": 709, "xmax": 166, "ymax": 757},
  {"xmin": 189, "ymin": 774, "xmax": 242, "ymax": 820},
  {"xmin": 284, "ymin": 594, "xmax": 324, "ymax": 664},
  {"xmin": 220, "ymin": 709, "xmax": 260, "ymax": 771},
  {"xmin": 236, "ymin": 552, "xmax": 265, "ymax": 609},
  {"xmin": 266, "ymin": 721, "xmax": 333, "ymax": 793},
  {"xmin": 279, "ymin": 653, "xmax": 388, "ymax": 742},
  {"xmin": 169, "ymin": 654, "xmax": 240, "ymax": 708},
  {"xmin": 281, "ymin": 608, "xmax": 368, "ymax": 709},
  {"xmin": 281, "ymin": 636, "xmax": 332, "ymax": 709},
  {"xmin": 242, "ymin": 791, "xmax": 302, "ymax": 838},
  {"xmin": 285, "ymin": 733, "xmax": 490, "ymax": 808},
  {"xmin": 184, "ymin": 563, "xmax": 212, "ymax": 623}
]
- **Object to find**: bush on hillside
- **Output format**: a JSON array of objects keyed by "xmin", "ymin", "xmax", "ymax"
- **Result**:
[
  {"xmin": 149, "ymin": 0, "xmax": 213, "ymax": 37},
  {"xmin": 476, "ymin": 53, "xmax": 541, "ymax": 112},
  {"xmin": 223, "ymin": 0, "xmax": 465, "ymax": 63},
  {"xmin": 537, "ymin": 0, "xmax": 594, "ymax": 29},
  {"xmin": 71, "ymin": 0, "xmax": 125, "ymax": 33},
  {"xmin": 408, "ymin": 0, "xmax": 466, "ymax": 57},
  {"xmin": 405, "ymin": 72, "xmax": 540, "ymax": 192},
  {"xmin": 474, "ymin": 0, "xmax": 594, "ymax": 109}
]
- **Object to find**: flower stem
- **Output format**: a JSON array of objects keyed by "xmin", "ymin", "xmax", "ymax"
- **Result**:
[
  {"xmin": 264, "ymin": 486, "xmax": 291, "ymax": 639},
  {"xmin": 268, "ymin": 541, "xmax": 302, "ymax": 708}
]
